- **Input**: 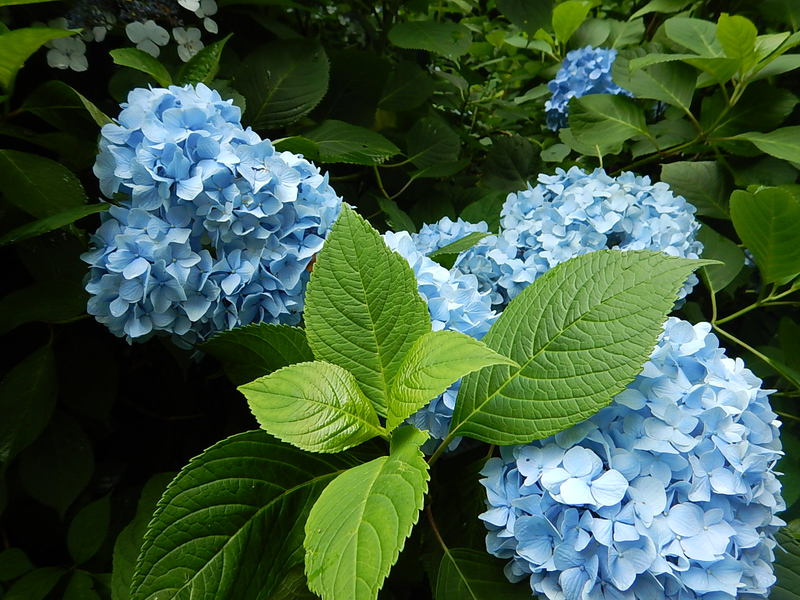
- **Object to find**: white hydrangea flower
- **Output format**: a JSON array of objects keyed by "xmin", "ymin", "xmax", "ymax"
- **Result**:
[
  {"xmin": 194, "ymin": 0, "xmax": 218, "ymax": 33},
  {"xmin": 47, "ymin": 36, "xmax": 88, "ymax": 72},
  {"xmin": 173, "ymin": 27, "xmax": 204, "ymax": 62},
  {"xmin": 178, "ymin": 0, "xmax": 201, "ymax": 10},
  {"xmin": 126, "ymin": 20, "xmax": 170, "ymax": 58}
]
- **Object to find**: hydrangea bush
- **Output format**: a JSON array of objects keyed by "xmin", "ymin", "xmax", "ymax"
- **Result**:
[{"xmin": 1, "ymin": 1, "xmax": 799, "ymax": 599}]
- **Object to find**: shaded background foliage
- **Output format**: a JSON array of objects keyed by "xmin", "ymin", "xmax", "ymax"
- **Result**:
[{"xmin": 1, "ymin": 0, "xmax": 800, "ymax": 598}]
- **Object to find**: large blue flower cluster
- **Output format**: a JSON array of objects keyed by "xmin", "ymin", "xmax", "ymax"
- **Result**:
[
  {"xmin": 384, "ymin": 228, "xmax": 497, "ymax": 441},
  {"xmin": 83, "ymin": 84, "xmax": 341, "ymax": 345},
  {"xmin": 480, "ymin": 317, "xmax": 784, "ymax": 600},
  {"xmin": 545, "ymin": 46, "xmax": 631, "ymax": 131},
  {"xmin": 456, "ymin": 167, "xmax": 703, "ymax": 309}
]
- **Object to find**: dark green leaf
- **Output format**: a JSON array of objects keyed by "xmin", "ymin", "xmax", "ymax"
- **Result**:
[
  {"xmin": 379, "ymin": 61, "xmax": 435, "ymax": 111},
  {"xmin": 68, "ymin": 495, "xmax": 111, "ymax": 565},
  {"xmin": 272, "ymin": 136, "xmax": 320, "ymax": 160},
  {"xmin": 435, "ymin": 548, "xmax": 529, "ymax": 600},
  {"xmin": 3, "ymin": 567, "xmax": 66, "ymax": 600},
  {"xmin": 0, "ymin": 28, "xmax": 74, "ymax": 90},
  {"xmin": 0, "ymin": 203, "xmax": 108, "ymax": 246},
  {"xmin": 773, "ymin": 524, "xmax": 800, "ymax": 600},
  {"xmin": 0, "ymin": 549, "xmax": 33, "ymax": 582},
  {"xmin": 730, "ymin": 187, "xmax": 800, "ymax": 283},
  {"xmin": 567, "ymin": 94, "xmax": 649, "ymax": 155},
  {"xmin": 0, "ymin": 149, "xmax": 87, "ymax": 218},
  {"xmin": 388, "ymin": 21, "xmax": 472, "ymax": 58},
  {"xmin": 19, "ymin": 412, "xmax": 93, "ymax": 516},
  {"xmin": 660, "ymin": 161, "xmax": 729, "ymax": 218},
  {"xmin": 0, "ymin": 343, "xmax": 56, "ymax": 469},
  {"xmin": 176, "ymin": 34, "xmax": 232, "ymax": 85},
  {"xmin": 664, "ymin": 17, "xmax": 722, "ymax": 56},
  {"xmin": 377, "ymin": 196, "xmax": 416, "ymax": 233},
  {"xmin": 237, "ymin": 40, "xmax": 329, "ymax": 130},
  {"xmin": 202, "ymin": 323, "xmax": 313, "ymax": 386},
  {"xmin": 130, "ymin": 432, "xmax": 358, "ymax": 600},
  {"xmin": 733, "ymin": 127, "xmax": 800, "ymax": 163},
  {"xmin": 304, "ymin": 205, "xmax": 431, "ymax": 416},
  {"xmin": 407, "ymin": 116, "xmax": 460, "ymax": 169},
  {"xmin": 22, "ymin": 80, "xmax": 112, "ymax": 128},
  {"xmin": 496, "ymin": 0, "xmax": 553, "ymax": 35},
  {"xmin": 110, "ymin": 48, "xmax": 172, "ymax": 87},
  {"xmin": 451, "ymin": 251, "xmax": 709, "ymax": 444},
  {"xmin": 304, "ymin": 120, "xmax": 400, "ymax": 165},
  {"xmin": 0, "ymin": 279, "xmax": 88, "ymax": 334},
  {"xmin": 482, "ymin": 135, "xmax": 539, "ymax": 192},
  {"xmin": 428, "ymin": 232, "xmax": 491, "ymax": 269},
  {"xmin": 64, "ymin": 571, "xmax": 102, "ymax": 600},
  {"xmin": 613, "ymin": 52, "xmax": 696, "ymax": 112},
  {"xmin": 697, "ymin": 225, "xmax": 744, "ymax": 293}
]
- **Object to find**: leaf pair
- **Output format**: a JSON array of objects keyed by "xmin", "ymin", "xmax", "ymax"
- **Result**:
[{"xmin": 238, "ymin": 205, "xmax": 515, "ymax": 454}]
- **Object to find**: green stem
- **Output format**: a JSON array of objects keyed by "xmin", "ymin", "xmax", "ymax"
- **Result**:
[
  {"xmin": 425, "ymin": 505, "xmax": 448, "ymax": 552},
  {"xmin": 714, "ymin": 301, "xmax": 761, "ymax": 325},
  {"xmin": 712, "ymin": 323, "xmax": 778, "ymax": 370},
  {"xmin": 428, "ymin": 431, "xmax": 458, "ymax": 467}
]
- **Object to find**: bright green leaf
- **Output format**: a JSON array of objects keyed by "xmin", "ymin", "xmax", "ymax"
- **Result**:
[
  {"xmin": 0, "ymin": 149, "xmax": 86, "ymax": 218},
  {"xmin": 450, "ymin": 251, "xmax": 709, "ymax": 444},
  {"xmin": 496, "ymin": 0, "xmax": 554, "ymax": 35},
  {"xmin": 0, "ymin": 28, "xmax": 75, "ymax": 90},
  {"xmin": 0, "ymin": 343, "xmax": 56, "ymax": 469},
  {"xmin": 237, "ymin": 40, "xmax": 329, "ymax": 129},
  {"xmin": 68, "ymin": 495, "xmax": 111, "ymax": 565},
  {"xmin": 388, "ymin": 21, "xmax": 472, "ymax": 58},
  {"xmin": 407, "ymin": 116, "xmax": 460, "ymax": 169},
  {"xmin": 567, "ymin": 94, "xmax": 648, "ymax": 155},
  {"xmin": 552, "ymin": 0, "xmax": 592, "ymax": 44},
  {"xmin": 304, "ymin": 120, "xmax": 400, "ymax": 165},
  {"xmin": 660, "ymin": 161, "xmax": 729, "ymax": 218},
  {"xmin": 387, "ymin": 331, "xmax": 516, "ymax": 431},
  {"xmin": 0, "ymin": 203, "xmax": 108, "ymax": 246},
  {"xmin": 697, "ymin": 225, "xmax": 744, "ymax": 293},
  {"xmin": 664, "ymin": 17, "xmax": 722, "ymax": 56},
  {"xmin": 110, "ymin": 48, "xmax": 172, "ymax": 87},
  {"xmin": 131, "ymin": 431, "xmax": 358, "ymax": 600},
  {"xmin": 304, "ymin": 205, "xmax": 431, "ymax": 416},
  {"xmin": 176, "ymin": 34, "xmax": 232, "ymax": 85},
  {"xmin": 435, "ymin": 548, "xmax": 530, "ymax": 600},
  {"xmin": 428, "ymin": 232, "xmax": 492, "ymax": 269},
  {"xmin": 202, "ymin": 323, "xmax": 313, "ymax": 385},
  {"xmin": 733, "ymin": 127, "xmax": 800, "ymax": 163},
  {"xmin": 752, "ymin": 54, "xmax": 800, "ymax": 81},
  {"xmin": 630, "ymin": 0, "xmax": 692, "ymax": 20},
  {"xmin": 304, "ymin": 426, "xmax": 429, "ymax": 600},
  {"xmin": 716, "ymin": 13, "xmax": 757, "ymax": 70},
  {"xmin": 240, "ymin": 361, "xmax": 385, "ymax": 453},
  {"xmin": 111, "ymin": 473, "xmax": 173, "ymax": 600},
  {"xmin": 730, "ymin": 187, "xmax": 800, "ymax": 283}
]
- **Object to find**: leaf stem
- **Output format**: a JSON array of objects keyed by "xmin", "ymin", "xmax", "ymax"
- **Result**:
[
  {"xmin": 425, "ymin": 505, "xmax": 448, "ymax": 552},
  {"xmin": 427, "ymin": 432, "xmax": 457, "ymax": 467},
  {"xmin": 712, "ymin": 323, "xmax": 778, "ymax": 370}
]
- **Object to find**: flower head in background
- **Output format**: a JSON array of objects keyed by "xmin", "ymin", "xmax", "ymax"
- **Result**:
[
  {"xmin": 125, "ymin": 19, "xmax": 170, "ymax": 56},
  {"xmin": 84, "ymin": 84, "xmax": 341, "ymax": 346},
  {"xmin": 412, "ymin": 217, "xmax": 489, "ymax": 256},
  {"xmin": 480, "ymin": 317, "xmax": 784, "ymax": 600},
  {"xmin": 545, "ymin": 46, "xmax": 631, "ymax": 131},
  {"xmin": 457, "ymin": 167, "xmax": 703, "ymax": 309}
]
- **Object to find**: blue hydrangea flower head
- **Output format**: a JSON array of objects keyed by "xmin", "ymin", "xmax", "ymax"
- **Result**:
[
  {"xmin": 457, "ymin": 167, "xmax": 703, "ymax": 309},
  {"xmin": 480, "ymin": 317, "xmax": 784, "ymax": 600},
  {"xmin": 83, "ymin": 84, "xmax": 341, "ymax": 345},
  {"xmin": 412, "ymin": 217, "xmax": 489, "ymax": 255},
  {"xmin": 545, "ymin": 46, "xmax": 632, "ymax": 131}
]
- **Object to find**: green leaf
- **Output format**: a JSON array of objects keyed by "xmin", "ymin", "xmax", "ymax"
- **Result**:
[
  {"xmin": 435, "ymin": 548, "xmax": 530, "ymax": 600},
  {"xmin": 0, "ymin": 149, "xmax": 86, "ymax": 218},
  {"xmin": 450, "ymin": 251, "xmax": 709, "ymax": 444},
  {"xmin": 240, "ymin": 361, "xmax": 385, "ymax": 453},
  {"xmin": 176, "ymin": 34, "xmax": 232, "ymax": 85},
  {"xmin": 552, "ymin": 0, "xmax": 592, "ymax": 44},
  {"xmin": 3, "ymin": 567, "xmax": 66, "ymax": 600},
  {"xmin": 378, "ymin": 61, "xmax": 434, "ymax": 111},
  {"xmin": 733, "ymin": 127, "xmax": 800, "ymax": 163},
  {"xmin": 752, "ymin": 54, "xmax": 800, "ymax": 81},
  {"xmin": 716, "ymin": 13, "xmax": 757, "ymax": 70},
  {"xmin": 613, "ymin": 52, "xmax": 696, "ymax": 113},
  {"xmin": 237, "ymin": 40, "xmax": 329, "ymax": 129},
  {"xmin": 202, "ymin": 323, "xmax": 313, "ymax": 385},
  {"xmin": 68, "ymin": 495, "xmax": 111, "ymax": 565},
  {"xmin": 407, "ymin": 116, "xmax": 460, "ymax": 169},
  {"xmin": 304, "ymin": 120, "xmax": 400, "ymax": 165},
  {"xmin": 0, "ymin": 279, "xmax": 87, "ymax": 334},
  {"xmin": 567, "ymin": 94, "xmax": 648, "ymax": 155},
  {"xmin": 0, "ymin": 549, "xmax": 33, "ymax": 582},
  {"xmin": 774, "ymin": 524, "xmax": 800, "ymax": 600},
  {"xmin": 131, "ymin": 431, "xmax": 358, "ymax": 600},
  {"xmin": 22, "ymin": 80, "xmax": 112, "ymax": 128},
  {"xmin": 730, "ymin": 187, "xmax": 800, "ymax": 283},
  {"xmin": 18, "ymin": 412, "xmax": 93, "ymax": 516},
  {"xmin": 272, "ymin": 136, "xmax": 320, "ymax": 160},
  {"xmin": 0, "ymin": 0, "xmax": 60, "ymax": 4},
  {"xmin": 388, "ymin": 21, "xmax": 472, "ymax": 58},
  {"xmin": 304, "ymin": 426, "xmax": 429, "ymax": 600},
  {"xmin": 387, "ymin": 331, "xmax": 516, "ymax": 431},
  {"xmin": 664, "ymin": 17, "xmax": 722, "ymax": 56},
  {"xmin": 496, "ymin": 0, "xmax": 554, "ymax": 35},
  {"xmin": 482, "ymin": 135, "xmax": 539, "ymax": 192},
  {"xmin": 630, "ymin": 0, "xmax": 692, "ymax": 20},
  {"xmin": 660, "ymin": 161, "xmax": 729, "ymax": 218},
  {"xmin": 110, "ymin": 48, "xmax": 172, "ymax": 87},
  {"xmin": 0, "ymin": 203, "xmax": 108, "ymax": 246},
  {"xmin": 428, "ymin": 232, "xmax": 492, "ymax": 269},
  {"xmin": 0, "ymin": 343, "xmax": 56, "ymax": 469},
  {"xmin": 111, "ymin": 473, "xmax": 173, "ymax": 600},
  {"xmin": 304, "ymin": 205, "xmax": 431, "ymax": 416},
  {"xmin": 64, "ymin": 571, "xmax": 102, "ymax": 600},
  {"xmin": 697, "ymin": 225, "xmax": 744, "ymax": 293},
  {"xmin": 377, "ymin": 196, "xmax": 416, "ymax": 234},
  {"xmin": 0, "ymin": 27, "xmax": 75, "ymax": 90}
]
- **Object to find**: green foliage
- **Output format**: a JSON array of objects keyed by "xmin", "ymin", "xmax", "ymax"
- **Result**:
[
  {"xmin": 660, "ymin": 161, "xmax": 729, "ymax": 218},
  {"xmin": 0, "ymin": 27, "xmax": 74, "ymax": 90},
  {"xmin": 304, "ymin": 120, "xmax": 400, "ymax": 165},
  {"xmin": 566, "ymin": 94, "xmax": 648, "ymax": 156},
  {"xmin": 428, "ymin": 232, "xmax": 492, "ymax": 268},
  {"xmin": 0, "ymin": 203, "xmax": 108, "ymax": 246},
  {"xmin": 450, "ymin": 251, "xmax": 708, "ymax": 445},
  {"xmin": 435, "ymin": 548, "xmax": 530, "ymax": 600},
  {"xmin": 176, "ymin": 34, "xmax": 232, "ymax": 85},
  {"xmin": 388, "ymin": 22, "xmax": 472, "ymax": 58},
  {"xmin": 697, "ymin": 225, "xmax": 744, "ymax": 293},
  {"xmin": 304, "ymin": 426, "xmax": 429, "ymax": 600},
  {"xmin": 110, "ymin": 49, "xmax": 173, "ymax": 87},
  {"xmin": 67, "ymin": 495, "xmax": 111, "ymax": 565}
]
